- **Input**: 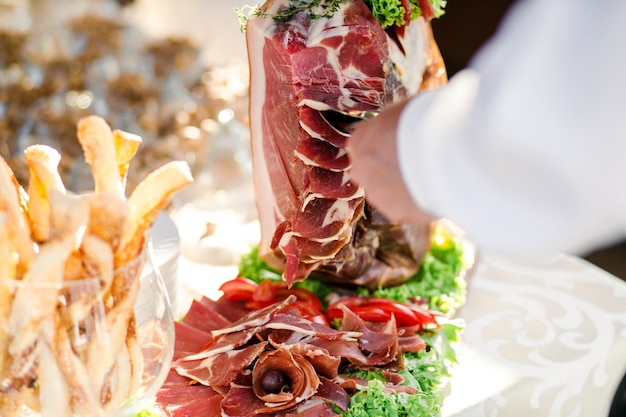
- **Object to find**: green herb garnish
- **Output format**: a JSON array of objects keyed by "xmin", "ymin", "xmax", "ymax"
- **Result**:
[
  {"xmin": 237, "ymin": 0, "xmax": 350, "ymax": 31},
  {"xmin": 237, "ymin": 0, "xmax": 447, "ymax": 32}
]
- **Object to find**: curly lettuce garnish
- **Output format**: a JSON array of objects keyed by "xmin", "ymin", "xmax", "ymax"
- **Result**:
[
  {"xmin": 132, "ymin": 408, "xmax": 162, "ymax": 417},
  {"xmin": 365, "ymin": 0, "xmax": 448, "ymax": 28}
]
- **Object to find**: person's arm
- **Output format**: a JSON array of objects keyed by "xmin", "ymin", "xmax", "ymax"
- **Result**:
[{"xmin": 348, "ymin": 0, "xmax": 626, "ymax": 261}]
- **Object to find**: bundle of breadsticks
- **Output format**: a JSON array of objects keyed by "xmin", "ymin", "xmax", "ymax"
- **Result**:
[{"xmin": 0, "ymin": 116, "xmax": 193, "ymax": 417}]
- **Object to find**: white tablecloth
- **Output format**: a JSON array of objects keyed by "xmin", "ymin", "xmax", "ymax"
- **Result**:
[{"xmin": 442, "ymin": 253, "xmax": 626, "ymax": 417}]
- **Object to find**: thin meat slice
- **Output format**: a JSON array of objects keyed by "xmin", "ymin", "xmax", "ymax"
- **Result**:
[
  {"xmin": 174, "ymin": 342, "xmax": 268, "ymax": 387},
  {"xmin": 295, "ymin": 136, "xmax": 349, "ymax": 171},
  {"xmin": 299, "ymin": 107, "xmax": 349, "ymax": 148},
  {"xmin": 199, "ymin": 296, "xmax": 248, "ymax": 322},
  {"xmin": 211, "ymin": 295, "xmax": 297, "ymax": 337},
  {"xmin": 173, "ymin": 321, "xmax": 213, "ymax": 360},
  {"xmin": 314, "ymin": 378, "xmax": 350, "ymax": 413},
  {"xmin": 157, "ymin": 372, "xmax": 223, "ymax": 417},
  {"xmin": 221, "ymin": 383, "xmax": 274, "ymax": 417},
  {"xmin": 281, "ymin": 397, "xmax": 342, "ymax": 417},
  {"xmin": 292, "ymin": 197, "xmax": 361, "ymax": 240},
  {"xmin": 305, "ymin": 167, "xmax": 359, "ymax": 200},
  {"xmin": 181, "ymin": 299, "xmax": 231, "ymax": 332},
  {"xmin": 265, "ymin": 313, "xmax": 361, "ymax": 341}
]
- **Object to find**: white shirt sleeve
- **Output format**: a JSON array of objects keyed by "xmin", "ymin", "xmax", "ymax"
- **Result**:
[{"xmin": 398, "ymin": 0, "xmax": 626, "ymax": 262}]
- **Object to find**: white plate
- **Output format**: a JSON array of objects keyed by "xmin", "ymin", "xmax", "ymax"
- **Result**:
[{"xmin": 443, "ymin": 253, "xmax": 626, "ymax": 417}]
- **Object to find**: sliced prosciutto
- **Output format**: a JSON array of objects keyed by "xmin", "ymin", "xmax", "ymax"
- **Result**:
[
  {"xmin": 247, "ymin": 0, "xmax": 446, "ymax": 286},
  {"xmin": 156, "ymin": 293, "xmax": 431, "ymax": 417}
]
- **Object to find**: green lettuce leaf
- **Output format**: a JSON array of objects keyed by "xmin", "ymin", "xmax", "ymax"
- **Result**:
[{"xmin": 365, "ymin": 0, "xmax": 448, "ymax": 29}]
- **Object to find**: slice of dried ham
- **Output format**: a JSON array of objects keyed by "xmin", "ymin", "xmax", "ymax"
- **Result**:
[
  {"xmin": 180, "ymin": 299, "xmax": 231, "ymax": 332},
  {"xmin": 247, "ymin": 0, "xmax": 446, "ymax": 287},
  {"xmin": 175, "ymin": 342, "xmax": 268, "ymax": 387},
  {"xmin": 156, "ymin": 371, "xmax": 223, "ymax": 417},
  {"xmin": 172, "ymin": 321, "xmax": 213, "ymax": 360}
]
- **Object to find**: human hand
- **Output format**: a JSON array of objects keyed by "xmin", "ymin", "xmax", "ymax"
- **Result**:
[{"xmin": 346, "ymin": 99, "xmax": 434, "ymax": 226}]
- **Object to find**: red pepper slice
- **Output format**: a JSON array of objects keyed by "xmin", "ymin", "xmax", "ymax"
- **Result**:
[{"xmin": 324, "ymin": 305, "xmax": 346, "ymax": 322}]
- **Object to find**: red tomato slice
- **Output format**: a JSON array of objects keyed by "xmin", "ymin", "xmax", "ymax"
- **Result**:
[
  {"xmin": 218, "ymin": 277, "xmax": 258, "ymax": 301},
  {"xmin": 245, "ymin": 280, "xmax": 278, "ymax": 309},
  {"xmin": 365, "ymin": 298, "xmax": 422, "ymax": 327},
  {"xmin": 349, "ymin": 306, "xmax": 392, "ymax": 322},
  {"xmin": 406, "ymin": 304, "xmax": 441, "ymax": 327},
  {"xmin": 325, "ymin": 297, "xmax": 369, "ymax": 322},
  {"xmin": 276, "ymin": 286, "xmax": 324, "ymax": 311},
  {"xmin": 325, "ymin": 296, "xmax": 440, "ymax": 328}
]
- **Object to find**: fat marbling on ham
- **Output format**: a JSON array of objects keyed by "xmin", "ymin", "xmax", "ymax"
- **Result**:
[{"xmin": 247, "ymin": 0, "xmax": 446, "ymax": 287}]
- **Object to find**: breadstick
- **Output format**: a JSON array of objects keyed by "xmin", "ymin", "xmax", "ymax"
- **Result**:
[
  {"xmin": 113, "ymin": 129, "xmax": 142, "ymax": 191},
  {"xmin": 86, "ymin": 192, "xmax": 128, "ymax": 251},
  {"xmin": 48, "ymin": 190, "xmax": 90, "ymax": 247},
  {"xmin": 24, "ymin": 145, "xmax": 66, "ymax": 242},
  {"xmin": 0, "ymin": 156, "xmax": 35, "ymax": 274},
  {"xmin": 8, "ymin": 235, "xmax": 76, "ymax": 356},
  {"xmin": 76, "ymin": 116, "xmax": 124, "ymax": 198},
  {"xmin": 0, "ymin": 212, "xmax": 16, "ymax": 377},
  {"xmin": 116, "ymin": 160, "xmax": 193, "ymax": 267}
]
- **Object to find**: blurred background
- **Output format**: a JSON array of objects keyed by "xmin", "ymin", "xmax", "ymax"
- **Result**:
[{"xmin": 1, "ymin": 0, "xmax": 623, "ymax": 280}]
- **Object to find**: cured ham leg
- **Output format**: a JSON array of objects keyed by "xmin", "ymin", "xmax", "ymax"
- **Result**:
[{"xmin": 247, "ymin": 0, "xmax": 446, "ymax": 287}]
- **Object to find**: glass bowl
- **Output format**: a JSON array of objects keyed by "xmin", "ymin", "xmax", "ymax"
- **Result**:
[{"xmin": 0, "ymin": 242, "xmax": 174, "ymax": 417}]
